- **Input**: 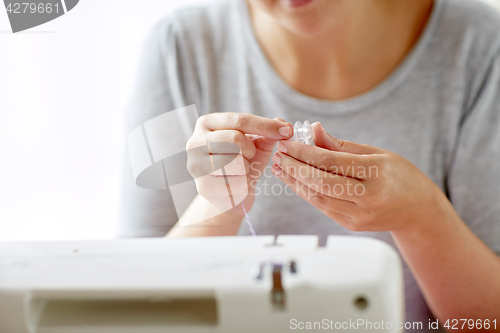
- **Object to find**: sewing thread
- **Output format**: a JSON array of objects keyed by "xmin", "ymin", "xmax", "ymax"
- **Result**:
[{"xmin": 242, "ymin": 201, "xmax": 256, "ymax": 236}]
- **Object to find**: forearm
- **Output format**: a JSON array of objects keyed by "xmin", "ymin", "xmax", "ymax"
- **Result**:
[
  {"xmin": 166, "ymin": 194, "xmax": 245, "ymax": 237},
  {"xmin": 392, "ymin": 186, "xmax": 500, "ymax": 326}
]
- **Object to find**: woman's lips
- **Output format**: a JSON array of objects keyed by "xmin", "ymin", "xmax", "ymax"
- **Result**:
[{"xmin": 283, "ymin": 0, "xmax": 315, "ymax": 8}]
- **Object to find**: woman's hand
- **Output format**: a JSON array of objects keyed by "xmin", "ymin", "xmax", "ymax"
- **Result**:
[
  {"xmin": 186, "ymin": 113, "xmax": 293, "ymax": 214},
  {"xmin": 272, "ymin": 122, "xmax": 500, "ymax": 323},
  {"xmin": 271, "ymin": 122, "xmax": 443, "ymax": 232}
]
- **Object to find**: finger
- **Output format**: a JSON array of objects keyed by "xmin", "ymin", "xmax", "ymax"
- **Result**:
[
  {"xmin": 201, "ymin": 113, "xmax": 293, "ymax": 140},
  {"xmin": 188, "ymin": 154, "xmax": 240, "ymax": 178},
  {"xmin": 274, "ymin": 152, "xmax": 364, "ymax": 201},
  {"xmin": 244, "ymin": 118, "xmax": 285, "ymax": 153},
  {"xmin": 205, "ymin": 130, "xmax": 256, "ymax": 160},
  {"xmin": 276, "ymin": 140, "xmax": 374, "ymax": 180},
  {"xmin": 251, "ymin": 135, "xmax": 279, "ymax": 153},
  {"xmin": 271, "ymin": 164, "xmax": 357, "ymax": 218},
  {"xmin": 274, "ymin": 117, "xmax": 294, "ymax": 130},
  {"xmin": 209, "ymin": 155, "xmax": 249, "ymax": 176},
  {"xmin": 312, "ymin": 122, "xmax": 380, "ymax": 155}
]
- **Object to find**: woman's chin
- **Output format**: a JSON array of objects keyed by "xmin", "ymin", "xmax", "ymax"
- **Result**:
[{"xmin": 281, "ymin": 18, "xmax": 327, "ymax": 36}]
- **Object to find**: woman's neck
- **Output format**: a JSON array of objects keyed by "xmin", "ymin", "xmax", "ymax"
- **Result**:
[{"xmin": 249, "ymin": 0, "xmax": 434, "ymax": 100}]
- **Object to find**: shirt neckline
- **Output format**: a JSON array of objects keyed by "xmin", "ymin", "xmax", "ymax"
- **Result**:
[{"xmin": 237, "ymin": 0, "xmax": 447, "ymax": 116}]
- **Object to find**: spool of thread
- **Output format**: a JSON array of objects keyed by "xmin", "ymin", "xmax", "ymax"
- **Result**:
[{"xmin": 293, "ymin": 120, "xmax": 314, "ymax": 145}]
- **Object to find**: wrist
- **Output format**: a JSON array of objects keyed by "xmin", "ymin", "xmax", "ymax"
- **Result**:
[
  {"xmin": 171, "ymin": 195, "xmax": 246, "ymax": 237},
  {"xmin": 222, "ymin": 203, "xmax": 247, "ymax": 223},
  {"xmin": 392, "ymin": 182, "xmax": 451, "ymax": 238}
]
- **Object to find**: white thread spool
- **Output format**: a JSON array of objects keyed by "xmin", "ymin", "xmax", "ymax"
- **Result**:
[{"xmin": 293, "ymin": 120, "xmax": 314, "ymax": 145}]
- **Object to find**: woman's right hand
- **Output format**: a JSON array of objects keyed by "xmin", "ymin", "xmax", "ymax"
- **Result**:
[{"xmin": 186, "ymin": 113, "xmax": 293, "ymax": 215}]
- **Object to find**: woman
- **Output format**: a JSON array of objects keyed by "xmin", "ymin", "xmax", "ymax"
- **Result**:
[{"xmin": 122, "ymin": 0, "xmax": 500, "ymax": 330}]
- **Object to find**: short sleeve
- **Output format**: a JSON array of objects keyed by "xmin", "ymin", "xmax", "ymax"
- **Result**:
[
  {"xmin": 118, "ymin": 17, "xmax": 200, "ymax": 237},
  {"xmin": 447, "ymin": 52, "xmax": 500, "ymax": 255}
]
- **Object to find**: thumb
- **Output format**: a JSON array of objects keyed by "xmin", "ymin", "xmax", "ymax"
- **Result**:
[{"xmin": 312, "ymin": 122, "xmax": 378, "ymax": 155}]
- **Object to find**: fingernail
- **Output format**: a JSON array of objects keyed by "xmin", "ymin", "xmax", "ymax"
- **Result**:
[
  {"xmin": 272, "ymin": 152, "xmax": 281, "ymax": 166},
  {"xmin": 279, "ymin": 126, "xmax": 291, "ymax": 137},
  {"xmin": 272, "ymin": 165, "xmax": 282, "ymax": 177},
  {"xmin": 277, "ymin": 142, "xmax": 287, "ymax": 153}
]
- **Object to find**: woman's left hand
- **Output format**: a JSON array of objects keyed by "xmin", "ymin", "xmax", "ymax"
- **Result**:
[{"xmin": 272, "ymin": 122, "xmax": 445, "ymax": 233}]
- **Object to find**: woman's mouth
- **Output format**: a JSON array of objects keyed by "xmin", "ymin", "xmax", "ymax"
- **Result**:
[{"xmin": 282, "ymin": 0, "xmax": 315, "ymax": 8}]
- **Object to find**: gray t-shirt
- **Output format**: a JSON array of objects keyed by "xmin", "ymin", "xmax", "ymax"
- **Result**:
[{"xmin": 121, "ymin": 0, "xmax": 500, "ymax": 330}]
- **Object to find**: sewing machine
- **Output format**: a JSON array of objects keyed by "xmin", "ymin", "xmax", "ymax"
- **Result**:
[{"xmin": 0, "ymin": 235, "xmax": 404, "ymax": 332}]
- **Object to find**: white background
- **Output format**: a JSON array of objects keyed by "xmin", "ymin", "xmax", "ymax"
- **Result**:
[
  {"xmin": 0, "ymin": 0, "xmax": 499, "ymax": 241},
  {"xmin": 0, "ymin": 0, "xmax": 209, "ymax": 240}
]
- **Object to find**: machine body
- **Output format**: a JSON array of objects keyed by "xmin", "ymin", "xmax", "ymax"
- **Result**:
[{"xmin": 0, "ymin": 235, "xmax": 404, "ymax": 333}]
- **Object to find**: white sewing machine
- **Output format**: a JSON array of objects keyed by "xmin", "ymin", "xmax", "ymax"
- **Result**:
[{"xmin": 0, "ymin": 235, "xmax": 404, "ymax": 333}]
